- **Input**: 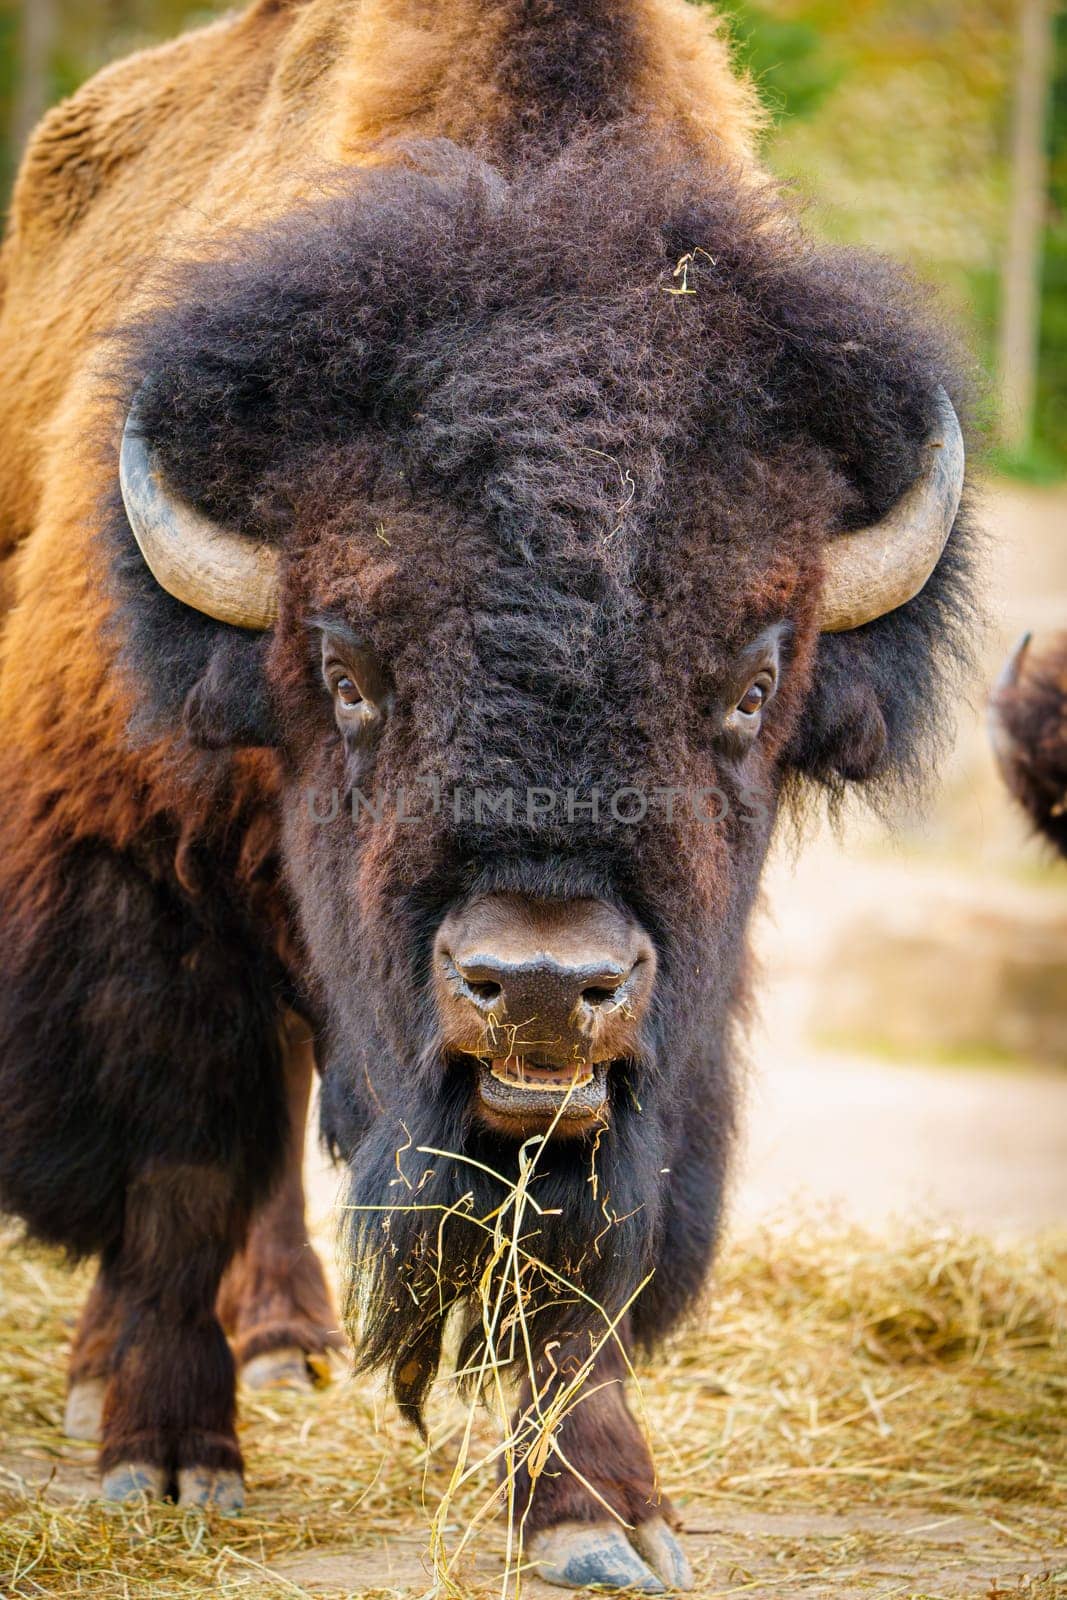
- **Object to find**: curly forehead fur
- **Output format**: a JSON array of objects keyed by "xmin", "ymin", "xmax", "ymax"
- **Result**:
[{"xmin": 115, "ymin": 135, "xmax": 974, "ymax": 799}]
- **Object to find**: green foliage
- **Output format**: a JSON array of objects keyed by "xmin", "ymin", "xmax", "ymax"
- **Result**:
[
  {"xmin": 0, "ymin": 5, "xmax": 20, "ymax": 202},
  {"xmin": 1035, "ymin": 8, "xmax": 1067, "ymax": 472},
  {"xmin": 713, "ymin": 0, "xmax": 840, "ymax": 123},
  {"xmin": 753, "ymin": 0, "xmax": 1064, "ymax": 478},
  {"xmin": 0, "ymin": 0, "xmax": 224, "ymax": 219}
]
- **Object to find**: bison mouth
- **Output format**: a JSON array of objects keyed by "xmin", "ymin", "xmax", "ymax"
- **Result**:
[{"xmin": 468, "ymin": 1054, "xmax": 611, "ymax": 1135}]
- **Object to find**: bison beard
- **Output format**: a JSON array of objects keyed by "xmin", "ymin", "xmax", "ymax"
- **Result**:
[
  {"xmin": 318, "ymin": 846, "xmax": 740, "ymax": 1459},
  {"xmin": 336, "ymin": 1055, "xmax": 691, "ymax": 1428}
]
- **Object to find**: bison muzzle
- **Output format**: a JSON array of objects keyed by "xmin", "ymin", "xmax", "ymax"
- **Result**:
[{"xmin": 434, "ymin": 893, "xmax": 657, "ymax": 1135}]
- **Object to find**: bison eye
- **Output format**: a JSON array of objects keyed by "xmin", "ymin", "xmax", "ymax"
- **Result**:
[
  {"xmin": 335, "ymin": 676, "xmax": 363, "ymax": 709},
  {"xmin": 327, "ymin": 667, "xmax": 378, "ymax": 734},
  {"xmin": 736, "ymin": 681, "xmax": 767, "ymax": 718},
  {"xmin": 733, "ymin": 671, "xmax": 774, "ymax": 723},
  {"xmin": 718, "ymin": 628, "xmax": 785, "ymax": 751},
  {"xmin": 316, "ymin": 627, "xmax": 390, "ymax": 736},
  {"xmin": 722, "ymin": 667, "xmax": 777, "ymax": 748}
]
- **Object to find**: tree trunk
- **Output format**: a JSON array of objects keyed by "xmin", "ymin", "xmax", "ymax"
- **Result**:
[
  {"xmin": 998, "ymin": 0, "xmax": 1055, "ymax": 457},
  {"xmin": 10, "ymin": 0, "xmax": 59, "ymax": 160}
]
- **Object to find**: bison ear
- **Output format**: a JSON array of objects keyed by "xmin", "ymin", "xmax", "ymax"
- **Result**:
[
  {"xmin": 786, "ymin": 639, "xmax": 890, "ymax": 784},
  {"xmin": 182, "ymin": 631, "xmax": 280, "ymax": 750}
]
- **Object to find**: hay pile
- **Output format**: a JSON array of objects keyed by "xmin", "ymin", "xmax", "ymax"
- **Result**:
[{"xmin": 1, "ymin": 1219, "xmax": 1064, "ymax": 1598}]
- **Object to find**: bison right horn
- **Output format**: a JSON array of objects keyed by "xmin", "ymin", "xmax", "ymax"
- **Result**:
[
  {"xmin": 818, "ymin": 386, "xmax": 964, "ymax": 633},
  {"xmin": 119, "ymin": 407, "xmax": 280, "ymax": 631}
]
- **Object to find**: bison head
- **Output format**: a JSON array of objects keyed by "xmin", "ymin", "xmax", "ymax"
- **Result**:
[
  {"xmin": 989, "ymin": 633, "xmax": 1067, "ymax": 854},
  {"xmin": 112, "ymin": 139, "xmax": 971, "ymax": 1410}
]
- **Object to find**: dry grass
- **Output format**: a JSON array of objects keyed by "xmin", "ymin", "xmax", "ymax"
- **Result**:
[{"xmin": 1, "ymin": 1217, "xmax": 1065, "ymax": 1599}]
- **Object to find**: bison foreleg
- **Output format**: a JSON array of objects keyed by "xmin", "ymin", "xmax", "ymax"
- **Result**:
[
  {"xmin": 64, "ymin": 1268, "xmax": 123, "ymax": 1442},
  {"xmin": 0, "ymin": 831, "xmax": 289, "ymax": 1508},
  {"xmin": 66, "ymin": 1013, "xmax": 339, "ymax": 1433},
  {"xmin": 515, "ymin": 1335, "xmax": 692, "ymax": 1593},
  {"xmin": 217, "ymin": 1011, "xmax": 344, "ymax": 1391},
  {"xmin": 94, "ymin": 1161, "xmax": 248, "ymax": 1509}
]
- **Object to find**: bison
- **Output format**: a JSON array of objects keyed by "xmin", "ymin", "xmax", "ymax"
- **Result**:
[
  {"xmin": 990, "ymin": 633, "xmax": 1067, "ymax": 857},
  {"xmin": 0, "ymin": 0, "xmax": 975, "ymax": 1588}
]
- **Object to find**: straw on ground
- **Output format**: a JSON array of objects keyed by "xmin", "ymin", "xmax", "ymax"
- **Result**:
[{"xmin": 1, "ymin": 1218, "xmax": 1064, "ymax": 1598}]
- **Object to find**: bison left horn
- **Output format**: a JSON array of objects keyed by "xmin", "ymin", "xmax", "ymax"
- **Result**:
[
  {"xmin": 119, "ymin": 408, "xmax": 280, "ymax": 631},
  {"xmin": 818, "ymin": 386, "xmax": 964, "ymax": 633},
  {"xmin": 120, "ymin": 388, "xmax": 962, "ymax": 636}
]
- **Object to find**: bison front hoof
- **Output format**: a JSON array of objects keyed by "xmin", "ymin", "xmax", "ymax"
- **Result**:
[
  {"xmin": 100, "ymin": 1462, "xmax": 168, "ymax": 1503},
  {"xmin": 64, "ymin": 1378, "xmax": 106, "ymax": 1442},
  {"xmin": 529, "ymin": 1518, "xmax": 690, "ymax": 1592},
  {"xmin": 240, "ymin": 1344, "xmax": 329, "ymax": 1392},
  {"xmin": 633, "ymin": 1517, "xmax": 694, "ymax": 1590},
  {"xmin": 176, "ymin": 1466, "xmax": 245, "ymax": 1513}
]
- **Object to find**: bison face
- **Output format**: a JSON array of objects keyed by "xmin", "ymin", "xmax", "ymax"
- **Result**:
[
  {"xmin": 112, "ymin": 139, "xmax": 970, "ymax": 1394},
  {"xmin": 274, "ymin": 483, "xmax": 805, "ymax": 1156}
]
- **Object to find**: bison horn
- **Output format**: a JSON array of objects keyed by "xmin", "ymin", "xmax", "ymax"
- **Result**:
[
  {"xmin": 818, "ymin": 386, "xmax": 964, "ymax": 633},
  {"xmin": 992, "ymin": 630, "xmax": 1033, "ymax": 698},
  {"xmin": 987, "ymin": 631, "xmax": 1033, "ymax": 788},
  {"xmin": 119, "ymin": 409, "xmax": 280, "ymax": 631},
  {"xmin": 120, "ymin": 387, "xmax": 961, "ymax": 637}
]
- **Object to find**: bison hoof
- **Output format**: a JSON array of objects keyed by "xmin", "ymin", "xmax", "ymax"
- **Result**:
[
  {"xmin": 100, "ymin": 1462, "xmax": 167, "ymax": 1503},
  {"xmin": 241, "ymin": 1345, "xmax": 328, "ymax": 1392},
  {"xmin": 64, "ymin": 1378, "xmax": 106, "ymax": 1442},
  {"xmin": 100, "ymin": 1462, "xmax": 244, "ymax": 1513},
  {"xmin": 529, "ymin": 1517, "xmax": 691, "ymax": 1592},
  {"xmin": 633, "ymin": 1517, "xmax": 694, "ymax": 1590},
  {"xmin": 176, "ymin": 1466, "xmax": 245, "ymax": 1514}
]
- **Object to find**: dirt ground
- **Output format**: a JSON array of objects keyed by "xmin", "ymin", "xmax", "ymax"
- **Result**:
[{"xmin": 2, "ymin": 479, "xmax": 1066, "ymax": 1598}]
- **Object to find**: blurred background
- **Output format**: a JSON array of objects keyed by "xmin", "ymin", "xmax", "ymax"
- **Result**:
[{"xmin": 1, "ymin": 0, "xmax": 1064, "ymax": 1236}]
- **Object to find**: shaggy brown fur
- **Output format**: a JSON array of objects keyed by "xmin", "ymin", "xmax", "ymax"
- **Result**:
[
  {"xmin": 66, "ymin": 1014, "xmax": 336, "ymax": 1442},
  {"xmin": 0, "ymin": 0, "xmax": 975, "ymax": 1555}
]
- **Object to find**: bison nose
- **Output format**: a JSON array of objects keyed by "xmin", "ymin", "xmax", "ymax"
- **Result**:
[
  {"xmin": 453, "ymin": 952, "xmax": 636, "ymax": 1030},
  {"xmin": 434, "ymin": 894, "xmax": 656, "ymax": 1066}
]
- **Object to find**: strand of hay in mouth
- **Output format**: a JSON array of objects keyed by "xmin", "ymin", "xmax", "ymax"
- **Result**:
[{"xmin": 0, "ymin": 1215, "xmax": 1063, "ymax": 1598}]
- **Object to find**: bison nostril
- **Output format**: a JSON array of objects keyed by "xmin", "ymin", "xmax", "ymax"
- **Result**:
[{"xmin": 435, "ymin": 900, "xmax": 657, "ymax": 1075}]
